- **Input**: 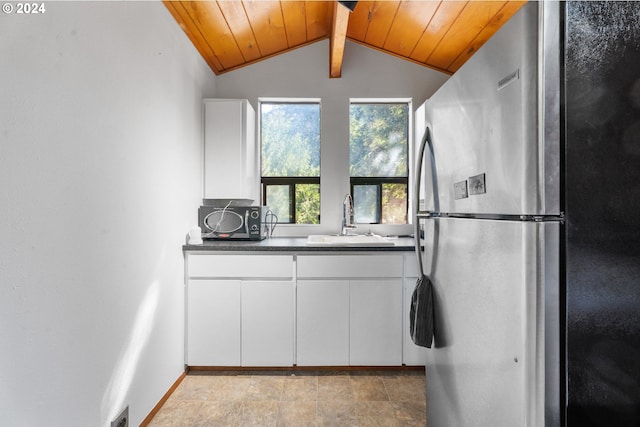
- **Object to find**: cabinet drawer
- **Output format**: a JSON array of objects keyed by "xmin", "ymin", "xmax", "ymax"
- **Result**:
[
  {"xmin": 188, "ymin": 254, "xmax": 293, "ymax": 278},
  {"xmin": 297, "ymin": 254, "xmax": 403, "ymax": 278}
]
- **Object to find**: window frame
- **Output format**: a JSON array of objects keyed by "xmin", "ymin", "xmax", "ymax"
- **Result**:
[
  {"xmin": 348, "ymin": 99, "xmax": 411, "ymax": 225},
  {"xmin": 350, "ymin": 177, "xmax": 409, "ymax": 224},
  {"xmin": 258, "ymin": 98, "xmax": 321, "ymax": 225},
  {"xmin": 261, "ymin": 176, "xmax": 321, "ymax": 224}
]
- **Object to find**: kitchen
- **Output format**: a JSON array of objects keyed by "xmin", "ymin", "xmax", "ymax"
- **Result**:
[{"xmin": 2, "ymin": 2, "xmax": 639, "ymax": 427}]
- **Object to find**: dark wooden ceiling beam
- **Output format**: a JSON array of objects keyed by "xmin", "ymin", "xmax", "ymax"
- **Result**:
[{"xmin": 330, "ymin": 1, "xmax": 350, "ymax": 78}]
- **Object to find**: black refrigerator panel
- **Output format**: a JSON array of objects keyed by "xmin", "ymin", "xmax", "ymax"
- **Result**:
[{"xmin": 565, "ymin": 1, "xmax": 640, "ymax": 426}]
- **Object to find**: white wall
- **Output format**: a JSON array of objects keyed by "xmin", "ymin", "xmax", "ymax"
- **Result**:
[
  {"xmin": 0, "ymin": 2, "xmax": 215, "ymax": 426},
  {"xmin": 214, "ymin": 40, "xmax": 449, "ymax": 235}
]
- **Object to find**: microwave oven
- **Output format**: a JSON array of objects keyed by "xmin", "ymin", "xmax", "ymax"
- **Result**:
[{"xmin": 198, "ymin": 205, "xmax": 270, "ymax": 240}]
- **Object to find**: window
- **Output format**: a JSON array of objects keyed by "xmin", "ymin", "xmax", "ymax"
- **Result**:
[
  {"xmin": 349, "ymin": 101, "xmax": 409, "ymax": 224},
  {"xmin": 260, "ymin": 101, "xmax": 321, "ymax": 224}
]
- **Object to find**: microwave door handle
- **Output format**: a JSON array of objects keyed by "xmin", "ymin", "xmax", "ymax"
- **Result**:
[{"xmin": 244, "ymin": 210, "xmax": 250, "ymax": 235}]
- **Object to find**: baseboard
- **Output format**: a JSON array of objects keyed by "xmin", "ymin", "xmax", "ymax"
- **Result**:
[
  {"xmin": 187, "ymin": 365, "xmax": 425, "ymax": 372},
  {"xmin": 139, "ymin": 369, "xmax": 188, "ymax": 426}
]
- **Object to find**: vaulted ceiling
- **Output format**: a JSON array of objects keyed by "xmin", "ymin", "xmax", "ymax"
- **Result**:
[{"xmin": 164, "ymin": 0, "xmax": 526, "ymax": 78}]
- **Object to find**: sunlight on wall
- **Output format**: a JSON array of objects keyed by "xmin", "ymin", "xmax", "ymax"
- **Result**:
[{"xmin": 101, "ymin": 280, "xmax": 159, "ymax": 425}]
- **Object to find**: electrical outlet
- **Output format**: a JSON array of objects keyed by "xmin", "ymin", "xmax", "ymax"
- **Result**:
[
  {"xmin": 111, "ymin": 406, "xmax": 128, "ymax": 427},
  {"xmin": 468, "ymin": 173, "xmax": 486, "ymax": 195},
  {"xmin": 454, "ymin": 180, "xmax": 468, "ymax": 199}
]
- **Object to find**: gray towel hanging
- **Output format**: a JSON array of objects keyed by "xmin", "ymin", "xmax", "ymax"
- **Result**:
[{"xmin": 410, "ymin": 274, "xmax": 434, "ymax": 348}]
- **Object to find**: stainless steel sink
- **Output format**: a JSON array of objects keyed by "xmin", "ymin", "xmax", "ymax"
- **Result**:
[{"xmin": 305, "ymin": 234, "xmax": 395, "ymax": 247}]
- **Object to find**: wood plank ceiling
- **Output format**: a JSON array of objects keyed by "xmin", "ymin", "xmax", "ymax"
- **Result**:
[{"xmin": 164, "ymin": 0, "xmax": 527, "ymax": 78}]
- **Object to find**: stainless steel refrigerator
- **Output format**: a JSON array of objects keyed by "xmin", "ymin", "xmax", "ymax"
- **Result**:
[
  {"xmin": 414, "ymin": 1, "xmax": 640, "ymax": 426},
  {"xmin": 413, "ymin": 2, "xmax": 561, "ymax": 425}
]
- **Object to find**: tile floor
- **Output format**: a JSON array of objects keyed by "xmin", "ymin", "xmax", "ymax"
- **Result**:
[{"xmin": 147, "ymin": 370, "xmax": 426, "ymax": 426}]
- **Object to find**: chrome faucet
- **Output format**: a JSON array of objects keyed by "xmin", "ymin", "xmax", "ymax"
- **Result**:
[{"xmin": 341, "ymin": 193, "xmax": 357, "ymax": 235}]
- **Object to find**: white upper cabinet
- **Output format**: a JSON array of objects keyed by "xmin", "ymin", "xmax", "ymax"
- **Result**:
[{"xmin": 203, "ymin": 99, "xmax": 257, "ymax": 202}]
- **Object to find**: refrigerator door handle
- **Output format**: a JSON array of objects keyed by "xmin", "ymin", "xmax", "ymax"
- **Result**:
[{"xmin": 413, "ymin": 126, "xmax": 439, "ymax": 276}]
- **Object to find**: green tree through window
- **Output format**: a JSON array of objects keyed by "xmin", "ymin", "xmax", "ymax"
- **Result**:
[
  {"xmin": 261, "ymin": 102, "xmax": 320, "ymax": 224},
  {"xmin": 349, "ymin": 102, "xmax": 409, "ymax": 224}
]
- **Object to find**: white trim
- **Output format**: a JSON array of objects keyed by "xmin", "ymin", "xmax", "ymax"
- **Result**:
[
  {"xmin": 259, "ymin": 97, "xmax": 322, "ymax": 104},
  {"xmin": 350, "ymin": 97, "xmax": 412, "ymax": 104}
]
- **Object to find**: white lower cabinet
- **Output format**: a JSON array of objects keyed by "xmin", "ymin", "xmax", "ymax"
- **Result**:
[
  {"xmin": 403, "ymin": 278, "xmax": 428, "ymax": 365},
  {"xmin": 350, "ymin": 279, "xmax": 403, "ymax": 365},
  {"xmin": 187, "ymin": 279, "xmax": 241, "ymax": 366},
  {"xmin": 297, "ymin": 254, "xmax": 404, "ymax": 366},
  {"xmin": 185, "ymin": 252, "xmax": 412, "ymax": 367},
  {"xmin": 186, "ymin": 254, "xmax": 294, "ymax": 367},
  {"xmin": 296, "ymin": 280, "xmax": 350, "ymax": 366},
  {"xmin": 403, "ymin": 254, "xmax": 428, "ymax": 365},
  {"xmin": 241, "ymin": 280, "xmax": 294, "ymax": 366}
]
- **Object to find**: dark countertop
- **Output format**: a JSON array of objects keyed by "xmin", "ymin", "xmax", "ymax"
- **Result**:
[{"xmin": 183, "ymin": 236, "xmax": 417, "ymax": 252}]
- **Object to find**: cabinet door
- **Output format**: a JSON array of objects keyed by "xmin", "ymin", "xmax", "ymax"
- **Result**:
[
  {"xmin": 241, "ymin": 280, "xmax": 294, "ymax": 366},
  {"xmin": 403, "ymin": 278, "xmax": 428, "ymax": 365},
  {"xmin": 350, "ymin": 279, "xmax": 403, "ymax": 365},
  {"xmin": 403, "ymin": 255, "xmax": 428, "ymax": 365},
  {"xmin": 297, "ymin": 280, "xmax": 350, "ymax": 366},
  {"xmin": 187, "ymin": 280, "xmax": 241, "ymax": 366},
  {"xmin": 203, "ymin": 99, "xmax": 257, "ymax": 200}
]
